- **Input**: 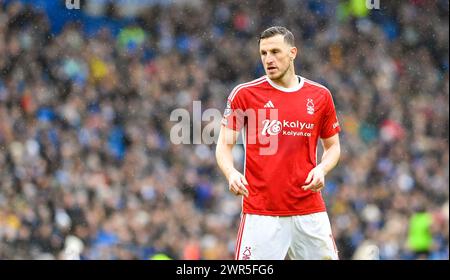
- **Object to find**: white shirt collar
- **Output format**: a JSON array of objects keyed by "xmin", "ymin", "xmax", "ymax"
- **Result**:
[{"xmin": 266, "ymin": 75, "xmax": 304, "ymax": 92}]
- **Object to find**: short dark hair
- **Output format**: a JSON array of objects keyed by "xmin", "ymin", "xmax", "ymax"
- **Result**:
[{"xmin": 258, "ymin": 26, "xmax": 295, "ymax": 46}]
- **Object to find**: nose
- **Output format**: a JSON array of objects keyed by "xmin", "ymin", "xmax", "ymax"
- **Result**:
[{"xmin": 265, "ymin": 53, "xmax": 275, "ymax": 64}]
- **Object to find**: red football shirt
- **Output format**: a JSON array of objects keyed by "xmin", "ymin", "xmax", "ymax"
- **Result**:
[{"xmin": 222, "ymin": 75, "xmax": 341, "ymax": 216}]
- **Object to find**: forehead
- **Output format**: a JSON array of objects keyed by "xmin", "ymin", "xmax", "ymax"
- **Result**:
[{"xmin": 259, "ymin": 34, "xmax": 288, "ymax": 50}]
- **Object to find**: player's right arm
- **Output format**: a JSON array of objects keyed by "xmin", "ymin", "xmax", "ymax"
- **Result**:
[{"xmin": 216, "ymin": 125, "xmax": 249, "ymax": 197}]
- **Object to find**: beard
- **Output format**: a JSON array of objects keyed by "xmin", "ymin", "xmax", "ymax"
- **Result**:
[{"xmin": 266, "ymin": 63, "xmax": 290, "ymax": 81}]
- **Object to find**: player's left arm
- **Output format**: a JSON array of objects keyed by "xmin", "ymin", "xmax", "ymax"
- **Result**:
[{"xmin": 303, "ymin": 134, "xmax": 340, "ymax": 192}]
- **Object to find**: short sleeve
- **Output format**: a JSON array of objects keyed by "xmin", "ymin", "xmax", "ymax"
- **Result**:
[
  {"xmin": 221, "ymin": 87, "xmax": 246, "ymax": 131},
  {"xmin": 320, "ymin": 90, "xmax": 341, "ymax": 139}
]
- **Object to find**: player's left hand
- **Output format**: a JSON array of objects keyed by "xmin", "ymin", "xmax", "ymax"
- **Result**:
[{"xmin": 302, "ymin": 166, "xmax": 325, "ymax": 192}]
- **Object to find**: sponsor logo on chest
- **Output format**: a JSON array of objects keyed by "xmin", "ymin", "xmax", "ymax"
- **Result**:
[
  {"xmin": 262, "ymin": 119, "xmax": 315, "ymax": 137},
  {"xmin": 283, "ymin": 120, "xmax": 314, "ymax": 130}
]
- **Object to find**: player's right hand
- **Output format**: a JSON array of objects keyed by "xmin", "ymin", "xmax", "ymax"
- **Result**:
[{"xmin": 228, "ymin": 170, "xmax": 249, "ymax": 197}]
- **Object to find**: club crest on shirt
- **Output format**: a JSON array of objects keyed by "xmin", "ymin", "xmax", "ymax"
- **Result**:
[{"xmin": 306, "ymin": 98, "xmax": 314, "ymax": 115}]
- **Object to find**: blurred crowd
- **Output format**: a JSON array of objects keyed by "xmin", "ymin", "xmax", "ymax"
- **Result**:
[{"xmin": 0, "ymin": 0, "xmax": 448, "ymax": 260}]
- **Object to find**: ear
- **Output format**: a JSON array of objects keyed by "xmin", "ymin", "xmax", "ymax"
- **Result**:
[{"xmin": 290, "ymin": 47, "xmax": 297, "ymax": 60}]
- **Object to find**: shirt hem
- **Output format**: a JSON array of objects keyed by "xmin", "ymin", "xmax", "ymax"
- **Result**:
[{"xmin": 243, "ymin": 207, "xmax": 326, "ymax": 216}]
